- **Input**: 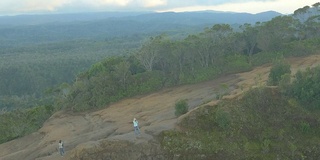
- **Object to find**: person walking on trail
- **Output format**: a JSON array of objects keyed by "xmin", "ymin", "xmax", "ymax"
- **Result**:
[
  {"xmin": 58, "ymin": 140, "xmax": 65, "ymax": 156},
  {"xmin": 133, "ymin": 118, "xmax": 140, "ymax": 136}
]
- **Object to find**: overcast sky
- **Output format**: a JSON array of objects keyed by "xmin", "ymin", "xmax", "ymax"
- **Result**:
[{"xmin": 0, "ymin": 0, "xmax": 319, "ymax": 16}]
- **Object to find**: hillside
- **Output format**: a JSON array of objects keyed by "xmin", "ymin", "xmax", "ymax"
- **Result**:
[{"xmin": 0, "ymin": 54, "xmax": 319, "ymax": 160}]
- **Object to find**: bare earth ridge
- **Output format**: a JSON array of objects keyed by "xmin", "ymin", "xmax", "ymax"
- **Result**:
[{"xmin": 1, "ymin": 54, "xmax": 320, "ymax": 160}]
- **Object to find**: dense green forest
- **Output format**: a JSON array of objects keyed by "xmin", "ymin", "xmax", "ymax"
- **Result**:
[{"xmin": 0, "ymin": 3, "xmax": 319, "ymax": 146}]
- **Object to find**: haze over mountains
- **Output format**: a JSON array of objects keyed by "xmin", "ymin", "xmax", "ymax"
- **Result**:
[
  {"xmin": 0, "ymin": 10, "xmax": 282, "ymax": 26},
  {"xmin": 0, "ymin": 11, "xmax": 282, "ymax": 46}
]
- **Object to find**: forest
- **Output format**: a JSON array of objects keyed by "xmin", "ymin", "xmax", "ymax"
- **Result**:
[
  {"xmin": 0, "ymin": 2, "xmax": 320, "ymax": 150},
  {"xmin": 0, "ymin": 9, "xmax": 280, "ymax": 110},
  {"xmin": 58, "ymin": 4, "xmax": 320, "ymax": 112}
]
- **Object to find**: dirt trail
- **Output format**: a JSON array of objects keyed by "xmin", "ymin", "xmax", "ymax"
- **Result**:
[{"xmin": 0, "ymin": 55, "xmax": 320, "ymax": 160}]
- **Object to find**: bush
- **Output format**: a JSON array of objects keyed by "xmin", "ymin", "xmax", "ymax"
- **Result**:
[
  {"xmin": 288, "ymin": 66, "xmax": 320, "ymax": 110},
  {"xmin": 223, "ymin": 54, "xmax": 252, "ymax": 73},
  {"xmin": 175, "ymin": 99, "xmax": 188, "ymax": 116},
  {"xmin": 215, "ymin": 109, "xmax": 230, "ymax": 130},
  {"xmin": 267, "ymin": 59, "xmax": 291, "ymax": 86},
  {"xmin": 300, "ymin": 122, "xmax": 310, "ymax": 133},
  {"xmin": 251, "ymin": 52, "xmax": 284, "ymax": 67},
  {"xmin": 278, "ymin": 73, "xmax": 291, "ymax": 92}
]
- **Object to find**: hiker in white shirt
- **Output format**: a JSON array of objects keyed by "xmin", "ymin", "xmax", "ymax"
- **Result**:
[
  {"xmin": 58, "ymin": 140, "xmax": 65, "ymax": 156},
  {"xmin": 133, "ymin": 118, "xmax": 140, "ymax": 135}
]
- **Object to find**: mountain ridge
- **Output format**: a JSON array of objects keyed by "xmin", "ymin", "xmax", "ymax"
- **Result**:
[
  {"xmin": 0, "ymin": 10, "xmax": 282, "ymax": 26},
  {"xmin": 0, "ymin": 10, "xmax": 282, "ymax": 46}
]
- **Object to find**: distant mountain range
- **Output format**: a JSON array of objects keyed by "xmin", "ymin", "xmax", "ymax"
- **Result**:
[
  {"xmin": 0, "ymin": 11, "xmax": 282, "ymax": 46},
  {"xmin": 0, "ymin": 11, "xmax": 282, "ymax": 26}
]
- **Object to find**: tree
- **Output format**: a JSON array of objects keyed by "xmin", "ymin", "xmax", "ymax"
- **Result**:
[
  {"xmin": 179, "ymin": 36, "xmax": 199, "ymax": 80},
  {"xmin": 153, "ymin": 37, "xmax": 174, "ymax": 75},
  {"xmin": 205, "ymin": 24, "xmax": 234, "ymax": 66},
  {"xmin": 257, "ymin": 16, "xmax": 296, "ymax": 52},
  {"xmin": 114, "ymin": 61, "xmax": 131, "ymax": 89},
  {"xmin": 304, "ymin": 18, "xmax": 320, "ymax": 39},
  {"xmin": 227, "ymin": 32, "xmax": 246, "ymax": 55},
  {"xmin": 293, "ymin": 5, "xmax": 315, "ymax": 23},
  {"xmin": 135, "ymin": 35, "xmax": 164, "ymax": 71},
  {"xmin": 267, "ymin": 59, "xmax": 291, "ymax": 86},
  {"xmin": 312, "ymin": 2, "xmax": 320, "ymax": 7},
  {"xmin": 240, "ymin": 23, "xmax": 259, "ymax": 63},
  {"xmin": 293, "ymin": 4, "xmax": 320, "ymax": 40},
  {"xmin": 196, "ymin": 35, "xmax": 211, "ymax": 67},
  {"xmin": 205, "ymin": 24, "xmax": 233, "ymax": 42},
  {"xmin": 170, "ymin": 40, "xmax": 192, "ymax": 84}
]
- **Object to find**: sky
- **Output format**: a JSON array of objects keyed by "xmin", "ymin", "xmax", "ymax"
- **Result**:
[{"xmin": 0, "ymin": 0, "xmax": 319, "ymax": 16}]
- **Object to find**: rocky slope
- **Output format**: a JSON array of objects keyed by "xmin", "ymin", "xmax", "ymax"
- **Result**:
[{"xmin": 0, "ymin": 54, "xmax": 319, "ymax": 160}]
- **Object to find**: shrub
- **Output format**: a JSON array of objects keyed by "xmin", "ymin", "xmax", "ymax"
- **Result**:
[
  {"xmin": 251, "ymin": 52, "xmax": 284, "ymax": 67},
  {"xmin": 278, "ymin": 73, "xmax": 291, "ymax": 92},
  {"xmin": 288, "ymin": 66, "xmax": 320, "ymax": 110},
  {"xmin": 267, "ymin": 59, "xmax": 291, "ymax": 86},
  {"xmin": 300, "ymin": 122, "xmax": 310, "ymax": 133},
  {"xmin": 215, "ymin": 109, "xmax": 230, "ymax": 130},
  {"xmin": 224, "ymin": 54, "xmax": 252, "ymax": 73},
  {"xmin": 175, "ymin": 99, "xmax": 188, "ymax": 116}
]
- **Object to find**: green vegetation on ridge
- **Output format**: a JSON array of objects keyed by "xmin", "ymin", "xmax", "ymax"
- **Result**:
[
  {"xmin": 160, "ymin": 86, "xmax": 320, "ymax": 159},
  {"xmin": 159, "ymin": 59, "xmax": 320, "ymax": 159},
  {"xmin": 60, "ymin": 9, "xmax": 320, "ymax": 111}
]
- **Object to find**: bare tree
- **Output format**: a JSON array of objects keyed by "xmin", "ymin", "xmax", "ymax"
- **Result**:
[{"xmin": 135, "ymin": 36, "xmax": 164, "ymax": 71}]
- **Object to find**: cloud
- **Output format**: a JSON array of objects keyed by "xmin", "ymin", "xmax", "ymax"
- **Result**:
[
  {"xmin": 0, "ymin": 0, "xmax": 319, "ymax": 15},
  {"xmin": 0, "ymin": 0, "xmax": 72, "ymax": 14},
  {"xmin": 157, "ymin": 0, "xmax": 320, "ymax": 14},
  {"xmin": 140, "ymin": 0, "xmax": 167, "ymax": 8},
  {"xmin": 22, "ymin": 0, "xmax": 71, "ymax": 12},
  {"xmin": 85, "ymin": 0, "xmax": 133, "ymax": 7},
  {"xmin": 0, "ymin": 0, "xmax": 169, "ymax": 14}
]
